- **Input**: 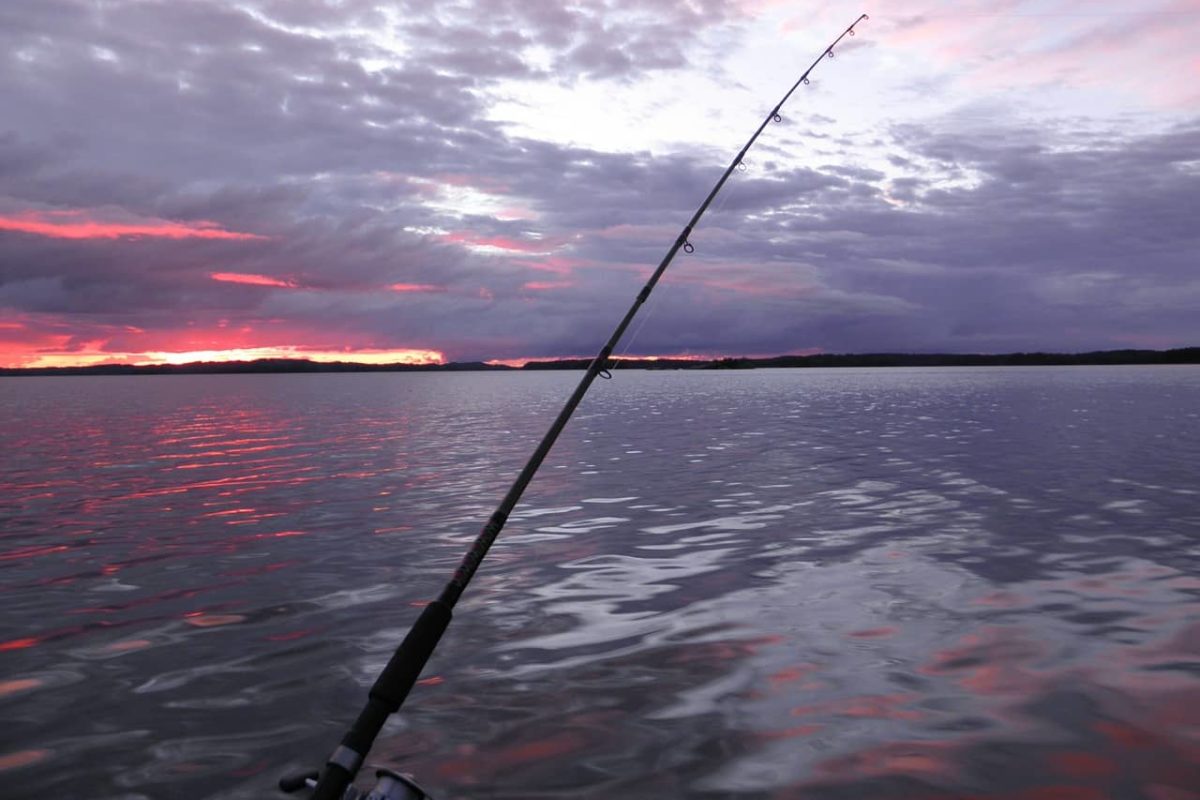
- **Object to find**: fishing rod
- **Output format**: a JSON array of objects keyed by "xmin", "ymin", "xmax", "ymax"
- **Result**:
[{"xmin": 282, "ymin": 13, "xmax": 869, "ymax": 799}]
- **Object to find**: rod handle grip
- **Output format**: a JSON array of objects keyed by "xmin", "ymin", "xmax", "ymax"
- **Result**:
[
  {"xmin": 372, "ymin": 599, "xmax": 453, "ymax": 710},
  {"xmin": 310, "ymin": 600, "xmax": 454, "ymax": 800}
]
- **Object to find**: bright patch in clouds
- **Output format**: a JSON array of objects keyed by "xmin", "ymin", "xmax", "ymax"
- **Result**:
[
  {"xmin": 441, "ymin": 231, "xmax": 559, "ymax": 255},
  {"xmin": 408, "ymin": 175, "xmax": 536, "ymax": 222}
]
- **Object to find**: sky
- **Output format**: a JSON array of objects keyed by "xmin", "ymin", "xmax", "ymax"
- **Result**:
[{"xmin": 1, "ymin": 0, "xmax": 1197, "ymax": 368}]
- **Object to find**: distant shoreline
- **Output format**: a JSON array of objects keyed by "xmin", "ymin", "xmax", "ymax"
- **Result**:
[{"xmin": 2, "ymin": 348, "xmax": 1197, "ymax": 376}]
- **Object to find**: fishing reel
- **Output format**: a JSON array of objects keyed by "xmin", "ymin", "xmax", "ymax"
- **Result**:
[{"xmin": 279, "ymin": 767, "xmax": 432, "ymax": 800}]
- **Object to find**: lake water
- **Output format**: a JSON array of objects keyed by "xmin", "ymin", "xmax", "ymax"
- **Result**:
[{"xmin": 2, "ymin": 367, "xmax": 1198, "ymax": 800}]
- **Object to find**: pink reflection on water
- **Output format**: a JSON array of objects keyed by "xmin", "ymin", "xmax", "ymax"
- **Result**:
[
  {"xmin": 1010, "ymin": 788, "xmax": 1110, "ymax": 800},
  {"xmin": 848, "ymin": 626, "xmax": 897, "ymax": 638},
  {"xmin": 810, "ymin": 738, "xmax": 962, "ymax": 782},
  {"xmin": 0, "ymin": 749, "xmax": 52, "ymax": 773},
  {"xmin": 920, "ymin": 625, "xmax": 1050, "ymax": 697},
  {"xmin": 0, "ymin": 637, "xmax": 40, "ymax": 651},
  {"xmin": 756, "ymin": 723, "xmax": 824, "ymax": 741},
  {"xmin": 0, "ymin": 544, "xmax": 69, "ymax": 562},
  {"xmin": 100, "ymin": 638, "xmax": 153, "ymax": 654},
  {"xmin": 69, "ymin": 586, "xmax": 216, "ymax": 614},
  {"xmin": 266, "ymin": 628, "xmax": 319, "ymax": 642},
  {"xmin": 1050, "ymin": 751, "xmax": 1119, "ymax": 779},
  {"xmin": 183, "ymin": 613, "xmax": 246, "ymax": 628},
  {"xmin": 971, "ymin": 590, "xmax": 1031, "ymax": 609},
  {"xmin": 201, "ymin": 507, "xmax": 257, "ymax": 518},
  {"xmin": 222, "ymin": 559, "xmax": 300, "ymax": 578},
  {"xmin": 768, "ymin": 663, "xmax": 819, "ymax": 687},
  {"xmin": 0, "ymin": 678, "xmax": 43, "ymax": 698},
  {"xmin": 781, "ymin": 562, "xmax": 1200, "ymax": 799},
  {"xmin": 434, "ymin": 731, "xmax": 591, "ymax": 785},
  {"xmin": 792, "ymin": 692, "xmax": 925, "ymax": 722}
]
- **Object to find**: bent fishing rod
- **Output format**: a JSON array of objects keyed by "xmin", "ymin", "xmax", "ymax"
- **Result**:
[{"xmin": 283, "ymin": 13, "xmax": 869, "ymax": 800}]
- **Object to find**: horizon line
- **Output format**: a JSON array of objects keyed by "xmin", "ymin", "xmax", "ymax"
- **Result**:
[{"xmin": 3, "ymin": 347, "xmax": 1198, "ymax": 376}]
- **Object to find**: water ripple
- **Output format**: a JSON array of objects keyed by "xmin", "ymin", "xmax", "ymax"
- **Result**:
[{"xmin": 1, "ymin": 368, "xmax": 1198, "ymax": 799}]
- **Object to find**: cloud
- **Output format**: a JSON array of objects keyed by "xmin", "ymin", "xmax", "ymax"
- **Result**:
[
  {"xmin": 877, "ymin": 0, "xmax": 1200, "ymax": 108},
  {"xmin": 388, "ymin": 283, "xmax": 444, "ymax": 293},
  {"xmin": 210, "ymin": 272, "xmax": 296, "ymax": 287},
  {"xmin": 0, "ymin": 0, "xmax": 1196, "ymax": 367},
  {"xmin": 0, "ymin": 209, "xmax": 267, "ymax": 241}
]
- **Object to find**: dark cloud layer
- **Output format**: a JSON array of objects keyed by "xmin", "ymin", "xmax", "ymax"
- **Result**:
[{"xmin": 0, "ymin": 0, "xmax": 1196, "ymax": 365}]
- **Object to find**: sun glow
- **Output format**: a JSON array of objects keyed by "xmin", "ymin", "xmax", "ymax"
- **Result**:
[
  {"xmin": 3, "ymin": 346, "xmax": 444, "ymax": 369},
  {"xmin": 137, "ymin": 347, "xmax": 443, "ymax": 366},
  {"xmin": 0, "ymin": 313, "xmax": 445, "ymax": 369}
]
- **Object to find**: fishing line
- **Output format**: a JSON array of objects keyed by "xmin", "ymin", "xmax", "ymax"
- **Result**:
[
  {"xmin": 611, "ymin": 144, "xmax": 750, "ymax": 374},
  {"xmin": 284, "ymin": 14, "xmax": 870, "ymax": 800},
  {"xmin": 609, "ymin": 262, "xmax": 663, "ymax": 373}
]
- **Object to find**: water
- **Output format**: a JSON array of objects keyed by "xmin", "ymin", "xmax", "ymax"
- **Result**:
[{"xmin": 1, "ymin": 367, "xmax": 1198, "ymax": 799}]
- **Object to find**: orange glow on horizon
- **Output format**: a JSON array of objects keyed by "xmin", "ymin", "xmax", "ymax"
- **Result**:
[
  {"xmin": 3, "ymin": 346, "xmax": 445, "ymax": 369},
  {"xmin": 0, "ymin": 210, "xmax": 267, "ymax": 241},
  {"xmin": 0, "ymin": 313, "xmax": 447, "ymax": 369},
  {"xmin": 138, "ymin": 347, "xmax": 445, "ymax": 366}
]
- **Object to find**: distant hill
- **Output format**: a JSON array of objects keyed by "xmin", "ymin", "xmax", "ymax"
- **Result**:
[
  {"xmin": 521, "ymin": 348, "xmax": 1200, "ymax": 370},
  {"xmin": 2, "ymin": 348, "xmax": 1197, "ymax": 377},
  {"xmin": 0, "ymin": 358, "xmax": 512, "ymax": 377}
]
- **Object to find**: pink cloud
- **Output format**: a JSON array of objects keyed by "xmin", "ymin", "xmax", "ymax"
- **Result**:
[
  {"xmin": 387, "ymin": 282, "xmax": 444, "ymax": 293},
  {"xmin": 441, "ymin": 231, "xmax": 557, "ymax": 253},
  {"xmin": 662, "ymin": 262, "xmax": 818, "ymax": 298},
  {"xmin": 509, "ymin": 255, "xmax": 588, "ymax": 275},
  {"xmin": 211, "ymin": 272, "xmax": 297, "ymax": 288},
  {"xmin": 522, "ymin": 280, "xmax": 575, "ymax": 291},
  {"xmin": 879, "ymin": 0, "xmax": 1197, "ymax": 107},
  {"xmin": 0, "ymin": 209, "xmax": 267, "ymax": 240}
]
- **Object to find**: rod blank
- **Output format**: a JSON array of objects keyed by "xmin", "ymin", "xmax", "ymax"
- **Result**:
[{"xmin": 299, "ymin": 13, "xmax": 869, "ymax": 799}]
